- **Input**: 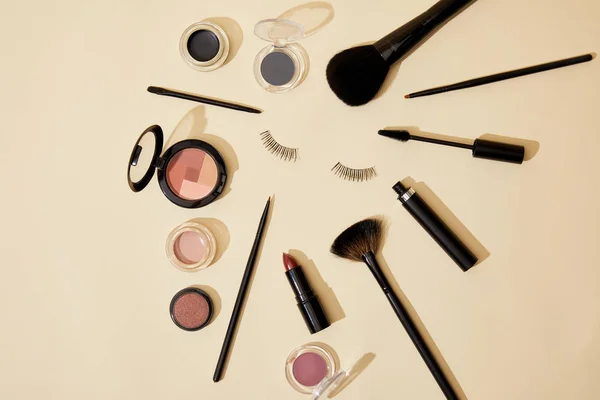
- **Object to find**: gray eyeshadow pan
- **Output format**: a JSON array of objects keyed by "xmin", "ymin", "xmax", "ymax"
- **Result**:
[
  {"xmin": 187, "ymin": 30, "xmax": 220, "ymax": 62},
  {"xmin": 260, "ymin": 52, "xmax": 295, "ymax": 86}
]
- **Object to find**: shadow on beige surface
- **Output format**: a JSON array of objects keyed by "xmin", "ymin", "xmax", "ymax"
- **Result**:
[
  {"xmin": 402, "ymin": 176, "xmax": 490, "ymax": 267},
  {"xmin": 204, "ymin": 17, "xmax": 243, "ymax": 66},
  {"xmin": 193, "ymin": 285, "xmax": 222, "ymax": 326},
  {"xmin": 190, "ymin": 217, "xmax": 230, "ymax": 265},
  {"xmin": 376, "ymin": 249, "xmax": 468, "ymax": 399},
  {"xmin": 165, "ymin": 106, "xmax": 239, "ymax": 199},
  {"xmin": 278, "ymin": 2, "xmax": 335, "ymax": 37},
  {"xmin": 288, "ymin": 249, "xmax": 346, "ymax": 324}
]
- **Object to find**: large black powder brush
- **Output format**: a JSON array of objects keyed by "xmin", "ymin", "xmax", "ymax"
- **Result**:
[
  {"xmin": 330, "ymin": 217, "xmax": 459, "ymax": 400},
  {"xmin": 326, "ymin": 0, "xmax": 473, "ymax": 106}
]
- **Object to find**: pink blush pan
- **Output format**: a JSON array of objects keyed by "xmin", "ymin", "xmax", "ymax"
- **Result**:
[
  {"xmin": 285, "ymin": 343, "xmax": 337, "ymax": 394},
  {"xmin": 166, "ymin": 222, "xmax": 217, "ymax": 272},
  {"xmin": 169, "ymin": 287, "xmax": 214, "ymax": 331},
  {"xmin": 174, "ymin": 231, "xmax": 207, "ymax": 264},
  {"xmin": 166, "ymin": 148, "xmax": 219, "ymax": 201},
  {"xmin": 293, "ymin": 352, "xmax": 328, "ymax": 387}
]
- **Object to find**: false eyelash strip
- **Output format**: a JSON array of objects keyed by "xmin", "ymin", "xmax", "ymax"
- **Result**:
[
  {"xmin": 260, "ymin": 130, "xmax": 299, "ymax": 162},
  {"xmin": 331, "ymin": 162, "xmax": 378, "ymax": 182}
]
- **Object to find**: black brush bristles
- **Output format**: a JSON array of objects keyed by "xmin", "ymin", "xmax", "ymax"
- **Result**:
[
  {"xmin": 330, "ymin": 218, "xmax": 384, "ymax": 262},
  {"xmin": 260, "ymin": 130, "xmax": 299, "ymax": 162},
  {"xmin": 332, "ymin": 162, "xmax": 377, "ymax": 182},
  {"xmin": 326, "ymin": 45, "xmax": 389, "ymax": 106},
  {"xmin": 378, "ymin": 129, "xmax": 411, "ymax": 142}
]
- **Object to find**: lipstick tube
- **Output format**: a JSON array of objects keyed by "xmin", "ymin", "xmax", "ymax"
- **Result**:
[
  {"xmin": 283, "ymin": 253, "xmax": 331, "ymax": 334},
  {"xmin": 393, "ymin": 181, "xmax": 478, "ymax": 272}
]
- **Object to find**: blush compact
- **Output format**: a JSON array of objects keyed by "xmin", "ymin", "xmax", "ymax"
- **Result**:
[
  {"xmin": 127, "ymin": 125, "xmax": 227, "ymax": 208},
  {"xmin": 253, "ymin": 19, "xmax": 309, "ymax": 93}
]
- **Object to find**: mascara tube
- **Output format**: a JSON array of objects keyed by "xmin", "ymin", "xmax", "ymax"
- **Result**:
[{"xmin": 393, "ymin": 181, "xmax": 477, "ymax": 271}]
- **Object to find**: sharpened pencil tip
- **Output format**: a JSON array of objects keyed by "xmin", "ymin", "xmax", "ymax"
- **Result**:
[{"xmin": 404, "ymin": 94, "xmax": 411, "ymax": 99}]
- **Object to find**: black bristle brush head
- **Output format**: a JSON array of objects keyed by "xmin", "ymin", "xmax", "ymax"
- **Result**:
[
  {"xmin": 330, "ymin": 218, "xmax": 384, "ymax": 261},
  {"xmin": 378, "ymin": 129, "xmax": 411, "ymax": 142},
  {"xmin": 326, "ymin": 45, "xmax": 389, "ymax": 107}
]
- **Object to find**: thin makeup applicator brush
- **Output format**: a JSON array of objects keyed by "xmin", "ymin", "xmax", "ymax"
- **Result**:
[
  {"xmin": 330, "ymin": 217, "xmax": 459, "ymax": 400},
  {"xmin": 379, "ymin": 129, "xmax": 525, "ymax": 164},
  {"xmin": 326, "ymin": 0, "xmax": 474, "ymax": 106}
]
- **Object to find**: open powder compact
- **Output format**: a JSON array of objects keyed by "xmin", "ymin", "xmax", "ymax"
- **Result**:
[
  {"xmin": 286, "ymin": 343, "xmax": 358, "ymax": 399},
  {"xmin": 166, "ymin": 221, "xmax": 217, "ymax": 272},
  {"xmin": 170, "ymin": 287, "xmax": 214, "ymax": 331},
  {"xmin": 180, "ymin": 21, "xmax": 230, "ymax": 71},
  {"xmin": 127, "ymin": 125, "xmax": 227, "ymax": 208},
  {"xmin": 254, "ymin": 19, "xmax": 308, "ymax": 93}
]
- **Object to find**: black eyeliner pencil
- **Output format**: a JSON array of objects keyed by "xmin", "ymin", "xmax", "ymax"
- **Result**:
[
  {"xmin": 213, "ymin": 197, "xmax": 271, "ymax": 382},
  {"xmin": 147, "ymin": 86, "xmax": 262, "ymax": 114},
  {"xmin": 405, "ymin": 53, "xmax": 595, "ymax": 99}
]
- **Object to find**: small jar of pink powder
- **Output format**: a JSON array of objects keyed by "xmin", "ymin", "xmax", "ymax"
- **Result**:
[
  {"xmin": 286, "ymin": 343, "xmax": 361, "ymax": 399},
  {"xmin": 166, "ymin": 221, "xmax": 217, "ymax": 272}
]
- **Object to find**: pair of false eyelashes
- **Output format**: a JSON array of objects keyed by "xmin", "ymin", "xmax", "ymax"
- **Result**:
[{"xmin": 260, "ymin": 131, "xmax": 378, "ymax": 183}]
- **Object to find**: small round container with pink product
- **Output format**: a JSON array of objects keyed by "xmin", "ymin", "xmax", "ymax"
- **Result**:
[
  {"xmin": 166, "ymin": 221, "xmax": 217, "ymax": 272},
  {"xmin": 127, "ymin": 125, "xmax": 227, "ymax": 209},
  {"xmin": 285, "ymin": 343, "xmax": 358, "ymax": 399},
  {"xmin": 169, "ymin": 287, "xmax": 214, "ymax": 331}
]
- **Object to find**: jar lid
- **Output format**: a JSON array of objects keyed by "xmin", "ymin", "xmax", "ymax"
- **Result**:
[
  {"xmin": 127, "ymin": 125, "xmax": 163, "ymax": 192},
  {"xmin": 311, "ymin": 358, "xmax": 360, "ymax": 399},
  {"xmin": 254, "ymin": 18, "xmax": 305, "ymax": 45}
]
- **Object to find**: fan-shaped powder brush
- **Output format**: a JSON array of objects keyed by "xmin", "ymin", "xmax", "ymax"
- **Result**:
[
  {"xmin": 330, "ymin": 218, "xmax": 459, "ymax": 400},
  {"xmin": 326, "ymin": 0, "xmax": 473, "ymax": 106}
]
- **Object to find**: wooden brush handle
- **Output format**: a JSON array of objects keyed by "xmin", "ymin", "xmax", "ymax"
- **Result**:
[{"xmin": 374, "ymin": 0, "xmax": 473, "ymax": 65}]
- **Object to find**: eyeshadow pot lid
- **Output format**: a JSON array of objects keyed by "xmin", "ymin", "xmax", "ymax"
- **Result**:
[{"xmin": 127, "ymin": 125, "xmax": 227, "ymax": 209}]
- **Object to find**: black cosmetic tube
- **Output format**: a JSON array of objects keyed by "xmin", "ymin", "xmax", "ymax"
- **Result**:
[
  {"xmin": 393, "ymin": 181, "xmax": 477, "ymax": 271},
  {"xmin": 285, "ymin": 267, "xmax": 330, "ymax": 334}
]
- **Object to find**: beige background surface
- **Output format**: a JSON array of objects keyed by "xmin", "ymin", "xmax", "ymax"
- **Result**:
[{"xmin": 1, "ymin": 0, "xmax": 600, "ymax": 399}]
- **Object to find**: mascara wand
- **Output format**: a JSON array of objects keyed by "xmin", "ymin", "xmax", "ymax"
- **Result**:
[{"xmin": 378, "ymin": 129, "xmax": 525, "ymax": 164}]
